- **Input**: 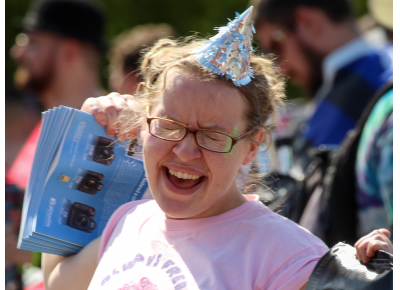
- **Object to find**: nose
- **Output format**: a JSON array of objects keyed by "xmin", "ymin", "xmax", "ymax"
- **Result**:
[{"xmin": 172, "ymin": 133, "xmax": 202, "ymax": 162}]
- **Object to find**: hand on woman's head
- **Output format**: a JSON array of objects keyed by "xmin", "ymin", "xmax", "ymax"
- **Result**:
[
  {"xmin": 81, "ymin": 92, "xmax": 139, "ymax": 141},
  {"xmin": 354, "ymin": 229, "xmax": 392, "ymax": 263}
]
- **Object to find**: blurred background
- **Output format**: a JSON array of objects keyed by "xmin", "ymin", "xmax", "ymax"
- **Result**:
[
  {"xmin": 4, "ymin": 0, "xmax": 373, "ymax": 167},
  {"xmin": 5, "ymin": 0, "xmax": 370, "ymax": 87}
]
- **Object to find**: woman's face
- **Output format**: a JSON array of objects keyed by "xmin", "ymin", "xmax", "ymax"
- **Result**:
[{"xmin": 142, "ymin": 69, "xmax": 261, "ymax": 219}]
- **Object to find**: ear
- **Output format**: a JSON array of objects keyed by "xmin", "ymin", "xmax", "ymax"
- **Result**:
[
  {"xmin": 242, "ymin": 129, "xmax": 265, "ymax": 166},
  {"xmin": 58, "ymin": 39, "xmax": 81, "ymax": 67},
  {"xmin": 294, "ymin": 7, "xmax": 325, "ymax": 43}
]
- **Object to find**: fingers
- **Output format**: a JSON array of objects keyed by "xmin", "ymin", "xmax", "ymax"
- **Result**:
[
  {"xmin": 366, "ymin": 240, "xmax": 392, "ymax": 258},
  {"xmin": 354, "ymin": 228, "xmax": 384, "ymax": 249},
  {"xmin": 102, "ymin": 97, "xmax": 119, "ymax": 137},
  {"xmin": 379, "ymin": 228, "xmax": 391, "ymax": 239},
  {"xmin": 80, "ymin": 93, "xmax": 133, "ymax": 138},
  {"xmin": 355, "ymin": 229, "xmax": 393, "ymax": 263},
  {"xmin": 81, "ymin": 97, "xmax": 107, "ymax": 126},
  {"xmin": 355, "ymin": 240, "xmax": 369, "ymax": 263}
]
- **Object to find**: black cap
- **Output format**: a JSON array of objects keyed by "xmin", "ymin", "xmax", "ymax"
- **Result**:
[{"xmin": 22, "ymin": 0, "xmax": 107, "ymax": 51}]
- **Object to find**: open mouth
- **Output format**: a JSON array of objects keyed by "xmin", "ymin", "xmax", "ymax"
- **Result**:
[{"xmin": 164, "ymin": 167, "xmax": 204, "ymax": 190}]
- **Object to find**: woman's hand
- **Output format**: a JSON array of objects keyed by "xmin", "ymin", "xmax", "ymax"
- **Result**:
[
  {"xmin": 81, "ymin": 93, "xmax": 136, "ymax": 141},
  {"xmin": 354, "ymin": 229, "xmax": 392, "ymax": 263}
]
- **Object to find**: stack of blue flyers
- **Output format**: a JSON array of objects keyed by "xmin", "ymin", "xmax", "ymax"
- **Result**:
[{"xmin": 18, "ymin": 106, "xmax": 150, "ymax": 256}]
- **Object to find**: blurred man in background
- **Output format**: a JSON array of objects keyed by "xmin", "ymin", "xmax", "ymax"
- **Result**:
[
  {"xmin": 254, "ymin": 0, "xmax": 392, "ymax": 174},
  {"xmin": 6, "ymin": 1, "xmax": 106, "ymax": 289},
  {"xmin": 253, "ymin": 0, "xmax": 393, "ymax": 248},
  {"xmin": 108, "ymin": 23, "xmax": 176, "ymax": 94},
  {"xmin": 8, "ymin": 0, "xmax": 107, "ymax": 189}
]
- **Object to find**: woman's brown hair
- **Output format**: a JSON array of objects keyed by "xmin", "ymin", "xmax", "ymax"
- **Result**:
[
  {"xmin": 117, "ymin": 37, "xmax": 285, "ymax": 193},
  {"xmin": 117, "ymin": 37, "xmax": 285, "ymax": 148}
]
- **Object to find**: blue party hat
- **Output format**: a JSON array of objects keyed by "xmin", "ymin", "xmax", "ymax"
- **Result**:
[{"xmin": 193, "ymin": 6, "xmax": 255, "ymax": 86}]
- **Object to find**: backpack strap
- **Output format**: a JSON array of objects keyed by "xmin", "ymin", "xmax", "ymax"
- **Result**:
[{"xmin": 356, "ymin": 80, "xmax": 393, "ymax": 128}]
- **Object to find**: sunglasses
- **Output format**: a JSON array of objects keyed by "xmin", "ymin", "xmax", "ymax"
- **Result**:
[{"xmin": 263, "ymin": 28, "xmax": 288, "ymax": 57}]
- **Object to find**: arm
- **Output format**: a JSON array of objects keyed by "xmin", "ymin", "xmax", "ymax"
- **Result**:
[
  {"xmin": 42, "ymin": 93, "xmax": 135, "ymax": 289},
  {"xmin": 42, "ymin": 93, "xmax": 137, "ymax": 289},
  {"xmin": 42, "ymin": 234, "xmax": 100, "ymax": 290}
]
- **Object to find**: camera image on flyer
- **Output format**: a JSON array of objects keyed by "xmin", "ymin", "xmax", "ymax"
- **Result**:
[{"xmin": 18, "ymin": 107, "xmax": 149, "ymax": 254}]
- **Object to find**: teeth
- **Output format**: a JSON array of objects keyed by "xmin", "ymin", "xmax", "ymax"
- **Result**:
[{"xmin": 168, "ymin": 168, "xmax": 201, "ymax": 180}]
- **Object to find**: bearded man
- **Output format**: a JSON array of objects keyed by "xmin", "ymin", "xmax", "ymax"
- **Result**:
[
  {"xmin": 254, "ymin": 0, "xmax": 392, "ymax": 172},
  {"xmin": 8, "ymin": 0, "xmax": 107, "ymax": 188}
]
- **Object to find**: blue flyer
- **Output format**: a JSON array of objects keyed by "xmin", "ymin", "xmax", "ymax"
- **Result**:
[{"xmin": 18, "ymin": 107, "xmax": 150, "ymax": 254}]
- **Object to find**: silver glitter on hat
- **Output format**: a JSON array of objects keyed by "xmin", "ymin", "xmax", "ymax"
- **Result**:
[{"xmin": 193, "ymin": 6, "xmax": 255, "ymax": 86}]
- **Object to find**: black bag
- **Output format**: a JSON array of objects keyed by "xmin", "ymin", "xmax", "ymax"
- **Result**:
[
  {"xmin": 257, "ymin": 144, "xmax": 334, "ymax": 224},
  {"xmin": 306, "ymin": 243, "xmax": 393, "ymax": 290}
]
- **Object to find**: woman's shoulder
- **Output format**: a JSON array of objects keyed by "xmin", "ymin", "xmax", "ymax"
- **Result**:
[
  {"xmin": 243, "ymin": 201, "xmax": 328, "ymax": 251},
  {"xmin": 104, "ymin": 199, "xmax": 160, "ymax": 231},
  {"xmin": 228, "ymin": 201, "xmax": 329, "ymax": 289},
  {"xmin": 98, "ymin": 199, "xmax": 160, "ymax": 261}
]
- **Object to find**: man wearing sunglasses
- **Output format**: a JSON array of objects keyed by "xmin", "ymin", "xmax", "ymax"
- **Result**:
[
  {"xmin": 254, "ymin": 0, "xmax": 392, "ymax": 170},
  {"xmin": 253, "ymin": 0, "xmax": 393, "ymax": 252}
]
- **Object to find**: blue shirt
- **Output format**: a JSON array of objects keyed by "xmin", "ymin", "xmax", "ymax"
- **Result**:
[{"xmin": 302, "ymin": 38, "xmax": 392, "ymax": 148}]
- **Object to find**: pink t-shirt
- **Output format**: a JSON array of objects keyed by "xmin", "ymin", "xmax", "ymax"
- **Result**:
[{"xmin": 89, "ymin": 196, "xmax": 328, "ymax": 290}]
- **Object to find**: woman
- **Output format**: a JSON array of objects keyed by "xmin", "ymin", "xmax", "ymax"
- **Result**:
[{"xmin": 42, "ymin": 8, "xmax": 392, "ymax": 290}]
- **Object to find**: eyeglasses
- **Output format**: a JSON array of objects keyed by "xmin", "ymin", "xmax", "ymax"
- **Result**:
[
  {"xmin": 146, "ymin": 109, "xmax": 254, "ymax": 153},
  {"xmin": 263, "ymin": 28, "xmax": 288, "ymax": 57}
]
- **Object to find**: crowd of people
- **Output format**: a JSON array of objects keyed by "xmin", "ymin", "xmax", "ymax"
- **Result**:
[{"xmin": 5, "ymin": 0, "xmax": 393, "ymax": 289}]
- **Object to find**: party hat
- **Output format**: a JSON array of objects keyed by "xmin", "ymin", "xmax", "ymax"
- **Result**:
[{"xmin": 193, "ymin": 6, "xmax": 255, "ymax": 86}]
